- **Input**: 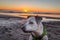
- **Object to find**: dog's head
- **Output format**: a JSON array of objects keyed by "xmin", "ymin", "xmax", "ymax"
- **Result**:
[{"xmin": 22, "ymin": 16, "xmax": 43, "ymax": 33}]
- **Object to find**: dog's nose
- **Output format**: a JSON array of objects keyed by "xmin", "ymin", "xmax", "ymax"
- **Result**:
[{"xmin": 22, "ymin": 26, "xmax": 25, "ymax": 31}]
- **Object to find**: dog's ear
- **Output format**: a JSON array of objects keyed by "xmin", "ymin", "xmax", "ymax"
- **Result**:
[
  {"xmin": 34, "ymin": 16, "xmax": 42, "ymax": 24},
  {"xmin": 27, "ymin": 16, "xmax": 35, "ymax": 18},
  {"xmin": 27, "ymin": 16, "xmax": 31, "ymax": 18},
  {"xmin": 35, "ymin": 16, "xmax": 42, "ymax": 20}
]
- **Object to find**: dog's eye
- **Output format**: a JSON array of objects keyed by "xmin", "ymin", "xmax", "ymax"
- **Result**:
[{"xmin": 29, "ymin": 22, "xmax": 33, "ymax": 24}]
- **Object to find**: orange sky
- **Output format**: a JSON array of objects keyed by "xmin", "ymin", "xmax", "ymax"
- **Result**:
[{"xmin": 0, "ymin": 5, "xmax": 60, "ymax": 13}]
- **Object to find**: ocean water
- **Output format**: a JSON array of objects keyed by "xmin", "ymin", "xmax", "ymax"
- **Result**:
[
  {"xmin": 42, "ymin": 18, "xmax": 60, "ymax": 22},
  {"xmin": 0, "ymin": 12, "xmax": 60, "ymax": 22}
]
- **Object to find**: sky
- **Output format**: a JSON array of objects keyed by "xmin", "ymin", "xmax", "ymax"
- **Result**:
[{"xmin": 0, "ymin": 0, "xmax": 60, "ymax": 12}]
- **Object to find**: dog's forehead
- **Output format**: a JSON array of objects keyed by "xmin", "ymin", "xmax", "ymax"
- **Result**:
[{"xmin": 27, "ymin": 16, "xmax": 42, "ymax": 24}]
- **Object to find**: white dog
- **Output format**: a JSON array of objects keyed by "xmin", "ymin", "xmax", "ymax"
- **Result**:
[{"xmin": 24, "ymin": 16, "xmax": 48, "ymax": 40}]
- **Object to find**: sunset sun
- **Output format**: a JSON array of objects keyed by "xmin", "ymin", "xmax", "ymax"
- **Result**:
[{"xmin": 24, "ymin": 9, "xmax": 28, "ymax": 12}]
